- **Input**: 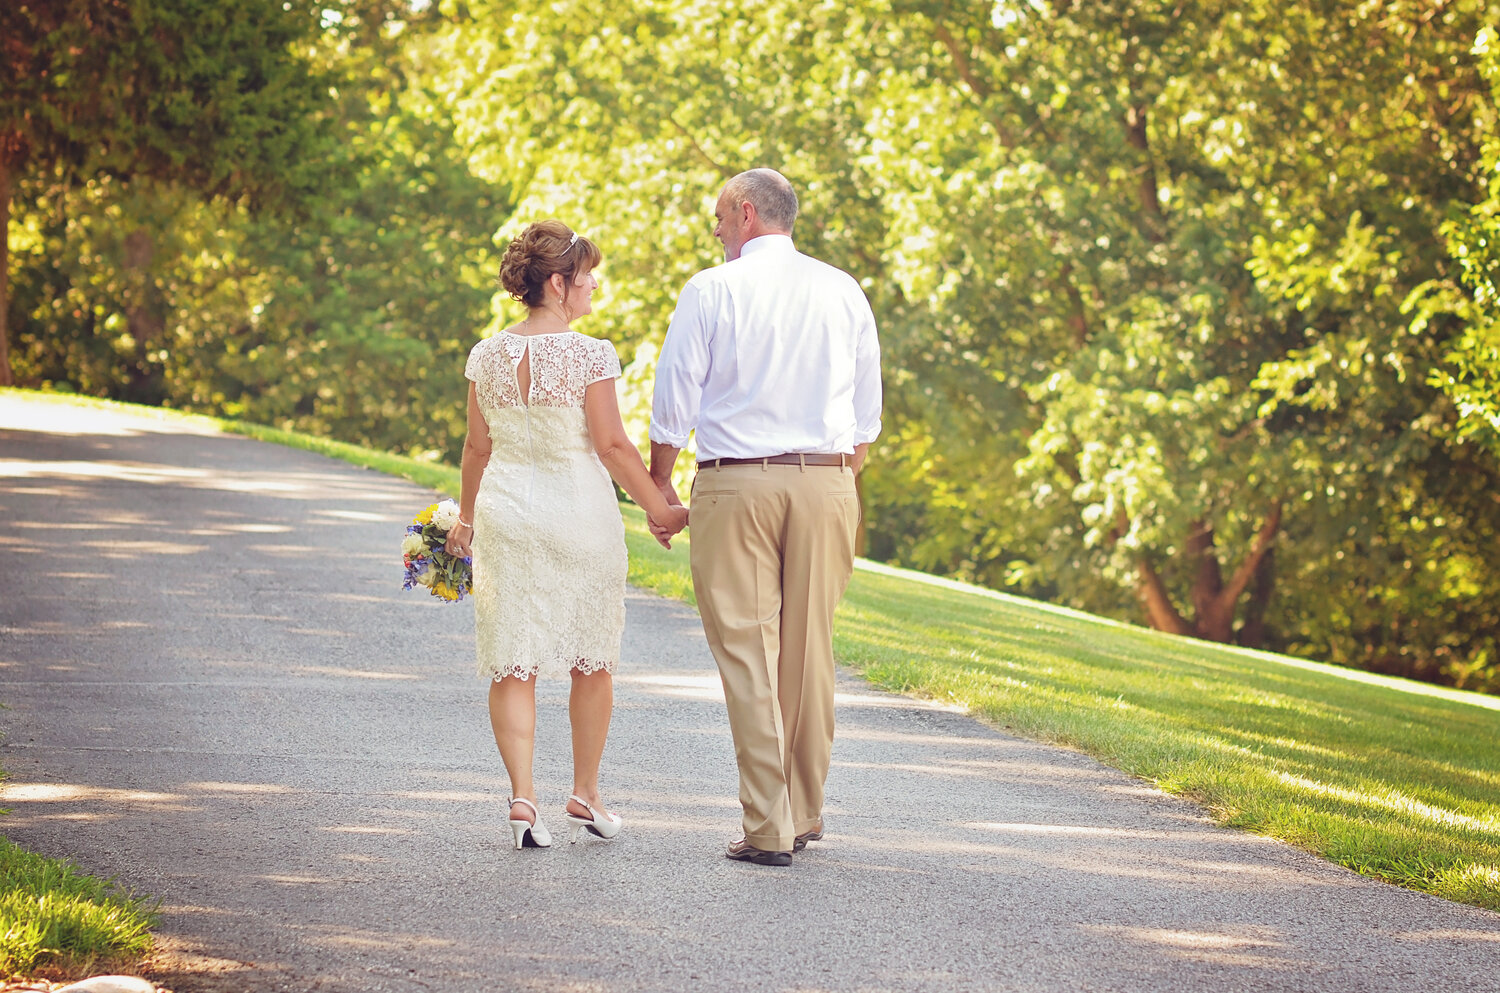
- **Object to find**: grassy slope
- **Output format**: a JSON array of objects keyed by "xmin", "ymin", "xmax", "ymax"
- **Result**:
[{"xmin": 8, "ymin": 389, "xmax": 1499, "ymax": 911}]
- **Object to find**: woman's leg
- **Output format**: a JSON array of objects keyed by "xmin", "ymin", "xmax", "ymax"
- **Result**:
[
  {"xmin": 567, "ymin": 668, "xmax": 613, "ymax": 817},
  {"xmin": 489, "ymin": 675, "xmax": 538, "ymax": 822}
]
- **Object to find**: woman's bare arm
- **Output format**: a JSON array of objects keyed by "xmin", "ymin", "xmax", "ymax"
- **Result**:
[
  {"xmin": 445, "ymin": 384, "xmax": 492, "ymax": 557},
  {"xmin": 584, "ymin": 379, "xmax": 689, "ymax": 546}
]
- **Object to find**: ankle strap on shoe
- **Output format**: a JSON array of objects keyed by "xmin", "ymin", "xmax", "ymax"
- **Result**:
[
  {"xmin": 509, "ymin": 797, "xmax": 538, "ymax": 817},
  {"xmin": 567, "ymin": 794, "xmax": 596, "ymax": 815}
]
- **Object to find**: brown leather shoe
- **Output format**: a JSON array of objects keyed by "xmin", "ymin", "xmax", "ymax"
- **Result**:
[
  {"xmin": 726, "ymin": 838, "xmax": 792, "ymax": 866},
  {"xmin": 793, "ymin": 824, "xmax": 824, "ymax": 852}
]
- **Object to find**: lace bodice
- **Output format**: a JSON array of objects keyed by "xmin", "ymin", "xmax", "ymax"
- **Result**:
[{"xmin": 464, "ymin": 330, "xmax": 621, "ymax": 412}]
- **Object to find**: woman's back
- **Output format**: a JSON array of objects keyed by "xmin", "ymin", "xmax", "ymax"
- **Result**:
[{"xmin": 464, "ymin": 329, "xmax": 626, "ymax": 681}]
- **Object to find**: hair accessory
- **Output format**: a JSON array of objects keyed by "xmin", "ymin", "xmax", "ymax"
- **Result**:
[{"xmin": 568, "ymin": 231, "xmax": 579, "ymax": 247}]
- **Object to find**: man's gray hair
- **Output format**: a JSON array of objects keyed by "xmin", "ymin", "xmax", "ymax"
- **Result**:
[{"xmin": 722, "ymin": 168, "xmax": 799, "ymax": 233}]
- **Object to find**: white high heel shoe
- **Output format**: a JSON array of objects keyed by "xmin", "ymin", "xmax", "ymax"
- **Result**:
[
  {"xmin": 564, "ymin": 794, "xmax": 622, "ymax": 843},
  {"xmin": 508, "ymin": 797, "xmax": 552, "ymax": 850}
]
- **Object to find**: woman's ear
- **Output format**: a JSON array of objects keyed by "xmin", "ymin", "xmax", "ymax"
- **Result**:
[{"xmin": 548, "ymin": 272, "xmax": 565, "ymax": 298}]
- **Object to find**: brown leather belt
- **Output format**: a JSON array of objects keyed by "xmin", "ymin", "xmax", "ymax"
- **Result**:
[{"xmin": 697, "ymin": 453, "xmax": 850, "ymax": 470}]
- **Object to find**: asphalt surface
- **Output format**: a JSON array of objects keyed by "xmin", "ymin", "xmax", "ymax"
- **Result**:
[{"xmin": 2, "ymin": 393, "xmax": 1498, "ymax": 993}]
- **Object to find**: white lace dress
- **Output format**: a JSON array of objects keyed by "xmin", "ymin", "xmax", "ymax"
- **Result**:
[{"xmin": 464, "ymin": 330, "xmax": 627, "ymax": 681}]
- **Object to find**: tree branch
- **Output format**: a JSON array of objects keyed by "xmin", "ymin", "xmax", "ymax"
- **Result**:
[
  {"xmin": 667, "ymin": 115, "xmax": 733, "ymax": 179},
  {"xmin": 930, "ymin": 23, "xmax": 1018, "ymax": 148},
  {"xmin": 1122, "ymin": 46, "xmax": 1167, "ymax": 243},
  {"xmin": 1218, "ymin": 500, "xmax": 1284, "ymax": 610}
]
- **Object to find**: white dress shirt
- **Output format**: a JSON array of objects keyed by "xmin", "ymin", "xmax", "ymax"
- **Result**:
[{"xmin": 650, "ymin": 234, "xmax": 882, "ymax": 461}]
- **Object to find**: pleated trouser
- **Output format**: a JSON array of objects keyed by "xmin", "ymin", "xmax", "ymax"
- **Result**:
[{"xmin": 689, "ymin": 463, "xmax": 859, "ymax": 851}]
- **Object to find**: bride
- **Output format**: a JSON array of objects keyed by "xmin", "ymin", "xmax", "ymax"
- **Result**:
[{"xmin": 445, "ymin": 220, "xmax": 687, "ymax": 850}]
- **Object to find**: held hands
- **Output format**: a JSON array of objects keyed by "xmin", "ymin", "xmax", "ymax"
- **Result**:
[
  {"xmin": 648, "ymin": 504, "xmax": 689, "ymax": 549},
  {"xmin": 648, "ymin": 479, "xmax": 688, "ymax": 549}
]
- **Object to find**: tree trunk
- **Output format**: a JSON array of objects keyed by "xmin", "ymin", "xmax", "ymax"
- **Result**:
[
  {"xmin": 0, "ymin": 154, "xmax": 13, "ymax": 388},
  {"xmin": 1139, "ymin": 503, "xmax": 1283, "ymax": 644},
  {"xmin": 1136, "ymin": 556, "xmax": 1192, "ymax": 635},
  {"xmin": 1237, "ymin": 544, "xmax": 1276, "ymax": 649}
]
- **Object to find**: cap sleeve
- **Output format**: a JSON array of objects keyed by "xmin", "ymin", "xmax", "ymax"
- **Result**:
[
  {"xmin": 464, "ymin": 337, "xmax": 488, "ymax": 383},
  {"xmin": 586, "ymin": 337, "xmax": 622, "ymax": 385}
]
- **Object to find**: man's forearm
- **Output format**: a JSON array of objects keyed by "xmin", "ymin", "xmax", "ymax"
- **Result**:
[{"xmin": 649, "ymin": 442, "xmax": 681, "ymax": 485}]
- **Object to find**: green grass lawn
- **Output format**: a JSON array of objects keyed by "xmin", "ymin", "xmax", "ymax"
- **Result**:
[
  {"xmin": 7, "ymin": 388, "xmax": 1500, "ymax": 912},
  {"xmin": 0, "ymin": 837, "xmax": 156, "ymax": 977}
]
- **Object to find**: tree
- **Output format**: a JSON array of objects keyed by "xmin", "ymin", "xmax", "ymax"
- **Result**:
[{"xmin": 0, "ymin": 0, "xmax": 331, "ymax": 385}]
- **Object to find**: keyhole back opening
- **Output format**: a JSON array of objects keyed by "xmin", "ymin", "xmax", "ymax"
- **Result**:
[{"xmin": 515, "ymin": 344, "xmax": 532, "ymax": 408}]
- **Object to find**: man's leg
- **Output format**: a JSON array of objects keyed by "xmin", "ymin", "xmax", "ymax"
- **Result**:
[
  {"xmin": 689, "ymin": 468, "xmax": 795, "ymax": 852},
  {"xmin": 778, "ymin": 466, "xmax": 859, "ymax": 837}
]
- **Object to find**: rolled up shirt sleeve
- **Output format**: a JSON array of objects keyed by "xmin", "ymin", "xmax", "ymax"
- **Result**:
[
  {"xmin": 650, "ymin": 280, "xmax": 711, "ymax": 449},
  {"xmin": 852, "ymin": 299, "xmax": 883, "ymax": 445}
]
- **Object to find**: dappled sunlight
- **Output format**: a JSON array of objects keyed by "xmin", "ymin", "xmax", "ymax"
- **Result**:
[
  {"xmin": 1271, "ymin": 771, "xmax": 1499, "ymax": 835},
  {"xmin": 835, "ymin": 727, "xmax": 1017, "ymax": 747},
  {"xmin": 3, "ymin": 782, "xmax": 196, "ymax": 810},
  {"xmin": 1212, "ymin": 727, "xmax": 1355, "ymax": 763},
  {"xmin": 288, "ymin": 665, "xmax": 420, "ymax": 681},
  {"xmin": 186, "ymin": 782, "xmax": 298, "ymax": 795},
  {"xmin": 617, "ymin": 672, "xmax": 723, "ymax": 702},
  {"xmin": 968, "ymin": 821, "xmax": 1194, "ymax": 839},
  {"xmin": 1083, "ymin": 925, "xmax": 1285, "ymax": 951},
  {"xmin": 392, "ymin": 790, "xmax": 496, "ymax": 803},
  {"xmin": 316, "ymin": 509, "xmax": 396, "ymax": 523},
  {"xmin": 831, "ymin": 759, "xmax": 1003, "ymax": 780},
  {"xmin": 1392, "ymin": 929, "xmax": 1500, "ymax": 943},
  {"xmin": 843, "ymin": 826, "xmax": 1330, "ymax": 889},
  {"xmin": 1077, "ymin": 925, "xmax": 1302, "ymax": 968},
  {"xmin": 188, "ymin": 523, "xmax": 294, "ymax": 535},
  {"xmin": 0, "ymin": 396, "xmax": 221, "ymax": 437},
  {"xmin": 258, "ymin": 874, "xmax": 362, "ymax": 886},
  {"xmin": 835, "ymin": 690, "xmax": 967, "ymax": 712},
  {"xmin": 81, "ymin": 538, "xmax": 208, "ymax": 558}
]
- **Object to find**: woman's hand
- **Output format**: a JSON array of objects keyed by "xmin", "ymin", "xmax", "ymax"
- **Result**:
[{"xmin": 446, "ymin": 522, "xmax": 474, "ymax": 558}]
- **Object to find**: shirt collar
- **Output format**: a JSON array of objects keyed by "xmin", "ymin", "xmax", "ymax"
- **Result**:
[{"xmin": 739, "ymin": 233, "xmax": 795, "ymax": 257}]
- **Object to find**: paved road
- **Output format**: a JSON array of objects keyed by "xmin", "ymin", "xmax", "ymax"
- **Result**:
[{"xmin": 2, "ymin": 393, "xmax": 1498, "ymax": 993}]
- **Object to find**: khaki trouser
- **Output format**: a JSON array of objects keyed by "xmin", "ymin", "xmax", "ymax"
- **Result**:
[{"xmin": 689, "ymin": 463, "xmax": 860, "ymax": 852}]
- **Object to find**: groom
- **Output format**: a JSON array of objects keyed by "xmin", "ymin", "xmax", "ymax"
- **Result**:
[{"xmin": 649, "ymin": 168, "xmax": 883, "ymax": 866}]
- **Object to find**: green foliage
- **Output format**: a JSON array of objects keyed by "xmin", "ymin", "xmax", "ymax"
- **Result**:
[
  {"xmin": 0, "ymin": 0, "xmax": 330, "ymax": 198},
  {"xmin": 417, "ymin": 0, "xmax": 1500, "ymax": 691},
  {"xmin": 0, "ymin": 0, "xmax": 337, "ymax": 385},
  {"xmin": 9, "ymin": 4, "xmax": 506, "ymax": 461},
  {"xmin": 0, "ymin": 836, "xmax": 157, "ymax": 975}
]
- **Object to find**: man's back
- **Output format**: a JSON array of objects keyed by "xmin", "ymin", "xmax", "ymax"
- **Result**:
[{"xmin": 652, "ymin": 233, "xmax": 881, "ymax": 461}]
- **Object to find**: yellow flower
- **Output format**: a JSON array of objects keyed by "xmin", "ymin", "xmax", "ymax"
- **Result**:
[{"xmin": 414, "ymin": 505, "xmax": 436, "ymax": 525}]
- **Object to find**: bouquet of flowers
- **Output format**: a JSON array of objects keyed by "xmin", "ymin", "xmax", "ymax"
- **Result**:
[{"xmin": 401, "ymin": 499, "xmax": 473, "ymax": 602}]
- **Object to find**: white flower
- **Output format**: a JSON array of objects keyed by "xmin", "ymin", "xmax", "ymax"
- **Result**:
[
  {"xmin": 432, "ymin": 499, "xmax": 461, "ymax": 532},
  {"xmin": 401, "ymin": 533, "xmax": 425, "ymax": 557}
]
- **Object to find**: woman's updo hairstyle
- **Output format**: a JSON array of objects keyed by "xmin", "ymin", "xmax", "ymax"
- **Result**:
[{"xmin": 498, "ymin": 220, "xmax": 602, "ymax": 308}]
